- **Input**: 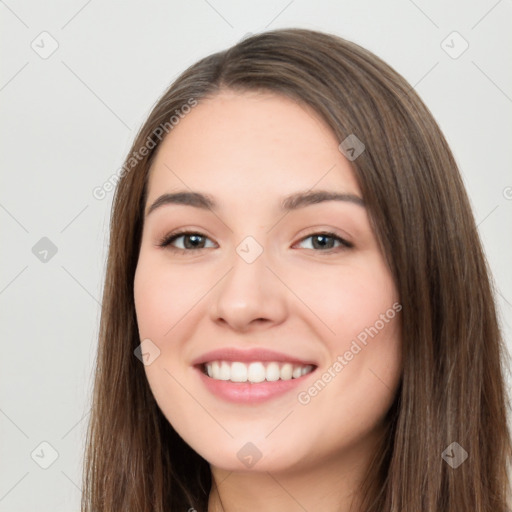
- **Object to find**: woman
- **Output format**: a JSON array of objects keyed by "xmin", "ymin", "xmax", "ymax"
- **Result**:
[{"xmin": 81, "ymin": 28, "xmax": 511, "ymax": 511}]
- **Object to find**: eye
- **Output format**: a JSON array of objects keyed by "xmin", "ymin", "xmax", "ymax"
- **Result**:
[
  {"xmin": 157, "ymin": 230, "xmax": 353, "ymax": 254},
  {"xmin": 157, "ymin": 230, "xmax": 216, "ymax": 252},
  {"xmin": 295, "ymin": 231, "xmax": 353, "ymax": 252}
]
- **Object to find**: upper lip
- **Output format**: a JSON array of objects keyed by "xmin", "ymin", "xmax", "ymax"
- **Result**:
[{"xmin": 191, "ymin": 347, "xmax": 318, "ymax": 367}]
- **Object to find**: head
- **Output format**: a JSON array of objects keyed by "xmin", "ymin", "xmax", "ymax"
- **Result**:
[{"xmin": 82, "ymin": 28, "xmax": 511, "ymax": 512}]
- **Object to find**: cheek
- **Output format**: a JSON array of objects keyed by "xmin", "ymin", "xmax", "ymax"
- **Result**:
[
  {"xmin": 305, "ymin": 254, "xmax": 402, "ymax": 395},
  {"xmin": 332, "ymin": 275, "xmax": 399, "ymax": 343},
  {"xmin": 133, "ymin": 254, "xmax": 204, "ymax": 440},
  {"xmin": 293, "ymin": 261, "xmax": 401, "ymax": 452},
  {"xmin": 133, "ymin": 252, "xmax": 209, "ymax": 338},
  {"xmin": 134, "ymin": 261, "xmax": 166, "ymax": 338},
  {"xmin": 294, "ymin": 254, "xmax": 400, "ymax": 344}
]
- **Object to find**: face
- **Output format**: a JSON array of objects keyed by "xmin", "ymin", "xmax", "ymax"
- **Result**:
[{"xmin": 134, "ymin": 89, "xmax": 402, "ymax": 475}]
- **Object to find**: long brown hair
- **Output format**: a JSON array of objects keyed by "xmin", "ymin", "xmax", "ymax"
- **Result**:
[{"xmin": 81, "ymin": 28, "xmax": 512, "ymax": 511}]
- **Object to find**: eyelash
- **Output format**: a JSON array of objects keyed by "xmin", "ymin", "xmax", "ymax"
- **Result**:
[{"xmin": 157, "ymin": 230, "xmax": 353, "ymax": 254}]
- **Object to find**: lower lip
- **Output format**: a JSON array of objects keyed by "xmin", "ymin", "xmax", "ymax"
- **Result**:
[{"xmin": 194, "ymin": 366, "xmax": 316, "ymax": 404}]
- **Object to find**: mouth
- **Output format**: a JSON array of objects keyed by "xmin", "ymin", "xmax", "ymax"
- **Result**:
[
  {"xmin": 197, "ymin": 360, "xmax": 317, "ymax": 383},
  {"xmin": 193, "ymin": 360, "xmax": 318, "ymax": 404},
  {"xmin": 191, "ymin": 347, "xmax": 319, "ymax": 403}
]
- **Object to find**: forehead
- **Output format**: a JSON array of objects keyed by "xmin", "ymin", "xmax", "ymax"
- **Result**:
[{"xmin": 146, "ymin": 89, "xmax": 361, "ymax": 204}]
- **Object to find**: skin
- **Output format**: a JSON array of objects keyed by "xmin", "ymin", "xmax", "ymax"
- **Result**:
[{"xmin": 133, "ymin": 89, "xmax": 402, "ymax": 512}]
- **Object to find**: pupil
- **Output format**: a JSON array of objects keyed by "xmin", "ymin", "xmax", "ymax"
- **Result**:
[
  {"xmin": 313, "ymin": 235, "xmax": 332, "ymax": 249},
  {"xmin": 181, "ymin": 234, "xmax": 335, "ymax": 250},
  {"xmin": 185, "ymin": 234, "xmax": 203, "ymax": 249}
]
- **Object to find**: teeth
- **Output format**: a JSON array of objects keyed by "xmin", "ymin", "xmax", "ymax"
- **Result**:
[
  {"xmin": 203, "ymin": 361, "xmax": 315, "ymax": 383},
  {"xmin": 266, "ymin": 362, "xmax": 280, "ymax": 381},
  {"xmin": 247, "ymin": 362, "xmax": 266, "ymax": 383},
  {"xmin": 219, "ymin": 361, "xmax": 230, "ymax": 380},
  {"xmin": 280, "ymin": 363, "xmax": 293, "ymax": 380}
]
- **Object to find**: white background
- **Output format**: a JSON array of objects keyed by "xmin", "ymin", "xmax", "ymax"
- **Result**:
[{"xmin": 1, "ymin": 1, "xmax": 511, "ymax": 510}]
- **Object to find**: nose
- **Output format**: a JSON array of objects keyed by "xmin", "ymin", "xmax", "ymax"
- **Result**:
[{"xmin": 208, "ymin": 245, "xmax": 288, "ymax": 332}]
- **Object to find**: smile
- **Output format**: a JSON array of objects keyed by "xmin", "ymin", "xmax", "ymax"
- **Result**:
[
  {"xmin": 194, "ymin": 361, "xmax": 318, "ymax": 404},
  {"xmin": 203, "ymin": 360, "xmax": 315, "ymax": 383}
]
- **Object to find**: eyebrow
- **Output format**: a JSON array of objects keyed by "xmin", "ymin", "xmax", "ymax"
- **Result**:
[{"xmin": 145, "ymin": 189, "xmax": 365, "ymax": 217}]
